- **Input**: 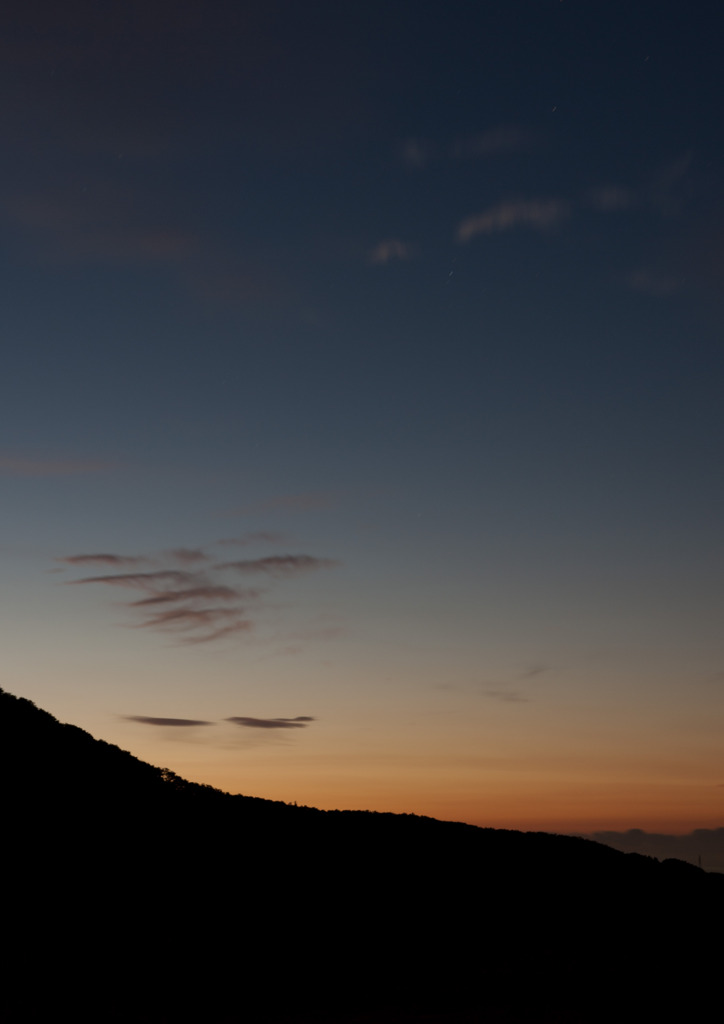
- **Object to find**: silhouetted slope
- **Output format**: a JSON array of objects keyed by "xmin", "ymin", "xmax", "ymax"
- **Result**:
[{"xmin": 1, "ymin": 687, "xmax": 721, "ymax": 1023}]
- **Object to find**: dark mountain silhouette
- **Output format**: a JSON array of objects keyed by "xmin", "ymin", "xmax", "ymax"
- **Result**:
[{"xmin": 2, "ymin": 687, "xmax": 721, "ymax": 1023}]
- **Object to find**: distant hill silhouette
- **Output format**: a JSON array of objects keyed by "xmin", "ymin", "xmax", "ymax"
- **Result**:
[{"xmin": 2, "ymin": 686, "xmax": 721, "ymax": 1023}]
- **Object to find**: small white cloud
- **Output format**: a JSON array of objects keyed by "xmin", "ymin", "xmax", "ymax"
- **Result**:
[
  {"xmin": 399, "ymin": 138, "xmax": 432, "ymax": 168},
  {"xmin": 628, "ymin": 268, "xmax": 682, "ymax": 296},
  {"xmin": 457, "ymin": 199, "xmax": 569, "ymax": 243},
  {"xmin": 588, "ymin": 185, "xmax": 634, "ymax": 211},
  {"xmin": 369, "ymin": 239, "xmax": 412, "ymax": 265}
]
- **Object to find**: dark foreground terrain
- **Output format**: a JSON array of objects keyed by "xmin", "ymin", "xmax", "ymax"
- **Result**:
[{"xmin": 2, "ymin": 687, "xmax": 721, "ymax": 1022}]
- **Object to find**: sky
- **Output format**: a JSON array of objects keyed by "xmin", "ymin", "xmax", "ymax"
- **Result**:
[{"xmin": 3, "ymin": 1, "xmax": 724, "ymax": 850}]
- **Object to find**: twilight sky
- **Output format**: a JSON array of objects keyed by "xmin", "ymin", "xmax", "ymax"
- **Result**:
[{"xmin": 3, "ymin": 0, "xmax": 724, "ymax": 839}]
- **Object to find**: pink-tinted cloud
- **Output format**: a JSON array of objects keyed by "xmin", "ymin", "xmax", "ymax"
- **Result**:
[{"xmin": 457, "ymin": 199, "xmax": 570, "ymax": 242}]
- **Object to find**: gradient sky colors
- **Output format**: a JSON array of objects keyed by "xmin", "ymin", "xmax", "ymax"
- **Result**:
[{"xmin": 3, "ymin": 1, "xmax": 724, "ymax": 843}]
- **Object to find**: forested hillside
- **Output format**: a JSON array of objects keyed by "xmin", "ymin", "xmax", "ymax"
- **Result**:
[{"xmin": 2, "ymin": 687, "xmax": 719, "ymax": 1023}]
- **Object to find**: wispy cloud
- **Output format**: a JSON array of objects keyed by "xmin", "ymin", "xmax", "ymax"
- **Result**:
[
  {"xmin": 130, "ymin": 585, "xmax": 244, "ymax": 606},
  {"xmin": 588, "ymin": 185, "xmax": 635, "ymax": 211},
  {"xmin": 399, "ymin": 138, "xmax": 432, "ymax": 168},
  {"xmin": 63, "ymin": 545, "xmax": 339, "ymax": 644},
  {"xmin": 0, "ymin": 454, "xmax": 109, "ymax": 476},
  {"xmin": 400, "ymin": 126, "xmax": 534, "ymax": 167},
  {"xmin": 369, "ymin": 239, "xmax": 411, "ymax": 265},
  {"xmin": 165, "ymin": 547, "xmax": 209, "ymax": 564},
  {"xmin": 68, "ymin": 567, "xmax": 253, "ymax": 644},
  {"xmin": 457, "ymin": 199, "xmax": 570, "ymax": 243},
  {"xmin": 227, "ymin": 716, "xmax": 315, "ymax": 730},
  {"xmin": 519, "ymin": 664, "xmax": 550, "ymax": 680},
  {"xmin": 216, "ymin": 555, "xmax": 339, "ymax": 577},
  {"xmin": 58, "ymin": 553, "xmax": 149, "ymax": 567},
  {"xmin": 628, "ymin": 267, "xmax": 683, "ymax": 296},
  {"xmin": 123, "ymin": 715, "xmax": 214, "ymax": 727}
]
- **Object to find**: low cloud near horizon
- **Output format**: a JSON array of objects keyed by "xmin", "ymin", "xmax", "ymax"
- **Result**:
[{"xmin": 586, "ymin": 827, "xmax": 724, "ymax": 874}]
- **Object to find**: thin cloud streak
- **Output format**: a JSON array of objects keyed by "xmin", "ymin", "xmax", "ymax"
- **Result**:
[
  {"xmin": 216, "ymin": 555, "xmax": 339, "ymax": 577},
  {"xmin": 123, "ymin": 715, "xmax": 214, "ymax": 727},
  {"xmin": 59, "ymin": 553, "xmax": 149, "ymax": 567},
  {"xmin": 138, "ymin": 606, "xmax": 251, "ymax": 632},
  {"xmin": 227, "ymin": 716, "xmax": 315, "ymax": 730},
  {"xmin": 177, "ymin": 621, "xmax": 253, "ymax": 645},
  {"xmin": 130, "ymin": 585, "xmax": 244, "ymax": 606}
]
